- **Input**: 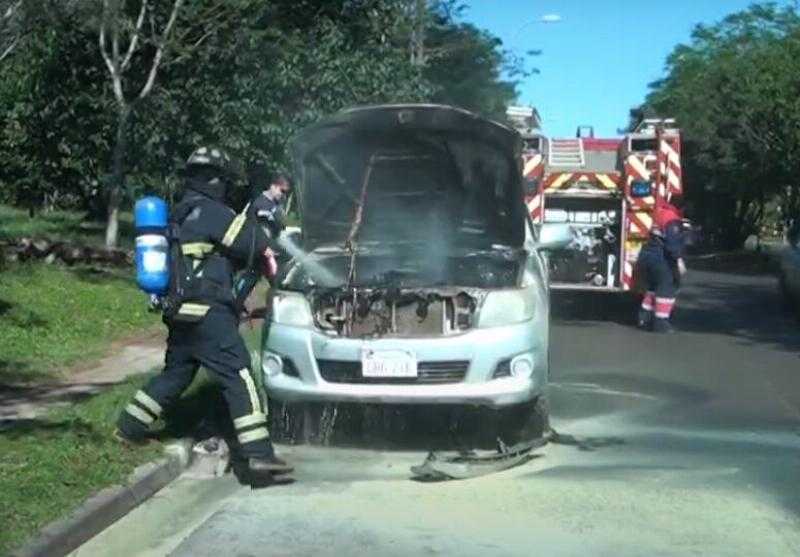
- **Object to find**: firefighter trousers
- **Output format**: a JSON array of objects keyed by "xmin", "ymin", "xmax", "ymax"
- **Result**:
[
  {"xmin": 638, "ymin": 249, "xmax": 679, "ymax": 320},
  {"xmin": 117, "ymin": 306, "xmax": 273, "ymax": 458}
]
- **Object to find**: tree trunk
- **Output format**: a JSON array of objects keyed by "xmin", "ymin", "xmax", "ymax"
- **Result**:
[
  {"xmin": 409, "ymin": 0, "xmax": 426, "ymax": 66},
  {"xmin": 105, "ymin": 104, "xmax": 130, "ymax": 248}
]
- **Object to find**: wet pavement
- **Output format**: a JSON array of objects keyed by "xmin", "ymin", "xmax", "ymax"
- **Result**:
[{"xmin": 71, "ymin": 269, "xmax": 800, "ymax": 556}]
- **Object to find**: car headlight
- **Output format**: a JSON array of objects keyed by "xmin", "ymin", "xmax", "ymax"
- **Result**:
[
  {"xmin": 271, "ymin": 292, "xmax": 314, "ymax": 327},
  {"xmin": 262, "ymin": 352, "xmax": 283, "ymax": 377},
  {"xmin": 476, "ymin": 287, "xmax": 536, "ymax": 329},
  {"xmin": 510, "ymin": 354, "xmax": 535, "ymax": 379}
]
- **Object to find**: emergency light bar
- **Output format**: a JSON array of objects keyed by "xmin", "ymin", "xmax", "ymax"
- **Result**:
[{"xmin": 630, "ymin": 180, "xmax": 652, "ymax": 198}]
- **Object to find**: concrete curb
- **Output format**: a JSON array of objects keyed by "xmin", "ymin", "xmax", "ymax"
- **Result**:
[{"xmin": 12, "ymin": 439, "xmax": 194, "ymax": 557}]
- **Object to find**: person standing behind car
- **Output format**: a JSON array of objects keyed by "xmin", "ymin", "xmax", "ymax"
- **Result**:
[
  {"xmin": 116, "ymin": 146, "xmax": 292, "ymax": 479},
  {"xmin": 248, "ymin": 163, "xmax": 292, "ymax": 240},
  {"xmin": 636, "ymin": 199, "xmax": 688, "ymax": 333}
]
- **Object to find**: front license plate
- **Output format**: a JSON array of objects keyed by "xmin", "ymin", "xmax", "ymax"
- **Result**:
[{"xmin": 361, "ymin": 349, "xmax": 418, "ymax": 378}]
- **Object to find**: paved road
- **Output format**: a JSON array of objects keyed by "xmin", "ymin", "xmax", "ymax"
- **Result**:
[{"xmin": 72, "ymin": 269, "xmax": 800, "ymax": 556}]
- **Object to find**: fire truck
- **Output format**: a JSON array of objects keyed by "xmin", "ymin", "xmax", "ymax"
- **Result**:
[{"xmin": 506, "ymin": 106, "xmax": 683, "ymax": 293}]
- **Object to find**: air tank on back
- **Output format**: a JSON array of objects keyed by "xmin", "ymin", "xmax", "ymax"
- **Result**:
[{"xmin": 134, "ymin": 196, "xmax": 169, "ymax": 296}]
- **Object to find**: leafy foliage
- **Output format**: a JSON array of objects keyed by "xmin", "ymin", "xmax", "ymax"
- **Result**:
[
  {"xmin": 634, "ymin": 3, "xmax": 800, "ymax": 247},
  {"xmin": 0, "ymin": 373, "xmax": 162, "ymax": 555},
  {"xmin": 0, "ymin": 0, "xmax": 522, "ymax": 226}
]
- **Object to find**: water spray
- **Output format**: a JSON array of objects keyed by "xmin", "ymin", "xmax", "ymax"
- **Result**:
[{"xmin": 277, "ymin": 235, "xmax": 341, "ymax": 287}]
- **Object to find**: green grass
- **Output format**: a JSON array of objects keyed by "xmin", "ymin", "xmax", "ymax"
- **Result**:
[
  {"xmin": 0, "ymin": 204, "xmax": 135, "ymax": 248},
  {"xmin": 0, "ymin": 370, "xmax": 224, "ymax": 556},
  {"xmin": 0, "ymin": 375, "xmax": 162, "ymax": 555},
  {"xmin": 0, "ymin": 263, "xmax": 159, "ymax": 382}
]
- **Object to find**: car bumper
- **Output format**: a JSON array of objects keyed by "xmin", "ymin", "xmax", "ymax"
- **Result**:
[{"xmin": 261, "ymin": 320, "xmax": 547, "ymax": 408}]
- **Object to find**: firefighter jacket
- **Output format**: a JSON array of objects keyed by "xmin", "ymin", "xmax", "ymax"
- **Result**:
[
  {"xmin": 642, "ymin": 219, "xmax": 685, "ymax": 263},
  {"xmin": 170, "ymin": 186, "xmax": 274, "ymax": 319}
]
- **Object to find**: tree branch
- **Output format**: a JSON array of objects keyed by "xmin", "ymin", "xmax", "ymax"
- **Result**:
[
  {"xmin": 0, "ymin": 36, "xmax": 18, "ymax": 62},
  {"xmin": 0, "ymin": 0, "xmax": 24, "ymax": 61},
  {"xmin": 2, "ymin": 0, "xmax": 22, "ymax": 22},
  {"xmin": 164, "ymin": 6, "xmax": 238, "ymax": 68},
  {"xmin": 98, "ymin": 1, "xmax": 116, "ymax": 75},
  {"xmin": 99, "ymin": 0, "xmax": 125, "ymax": 105},
  {"xmin": 120, "ymin": 0, "xmax": 148, "ymax": 72},
  {"xmin": 136, "ymin": 0, "xmax": 183, "ymax": 102}
]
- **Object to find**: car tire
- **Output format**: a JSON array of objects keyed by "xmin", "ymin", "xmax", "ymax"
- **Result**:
[{"xmin": 486, "ymin": 395, "xmax": 550, "ymax": 448}]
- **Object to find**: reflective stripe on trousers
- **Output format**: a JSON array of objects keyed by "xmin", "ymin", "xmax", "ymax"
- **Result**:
[{"xmin": 234, "ymin": 368, "xmax": 269, "ymax": 445}]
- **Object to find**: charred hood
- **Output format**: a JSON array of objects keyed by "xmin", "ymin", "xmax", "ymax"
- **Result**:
[{"xmin": 290, "ymin": 104, "xmax": 526, "ymax": 251}]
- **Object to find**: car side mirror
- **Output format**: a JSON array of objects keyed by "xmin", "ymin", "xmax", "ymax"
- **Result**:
[{"xmin": 536, "ymin": 223, "xmax": 573, "ymax": 250}]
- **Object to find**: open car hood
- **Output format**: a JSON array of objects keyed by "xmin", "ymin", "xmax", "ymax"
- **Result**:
[{"xmin": 290, "ymin": 104, "xmax": 526, "ymax": 251}]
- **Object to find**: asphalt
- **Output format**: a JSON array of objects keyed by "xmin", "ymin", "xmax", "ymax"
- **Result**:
[{"xmin": 70, "ymin": 269, "xmax": 800, "ymax": 557}]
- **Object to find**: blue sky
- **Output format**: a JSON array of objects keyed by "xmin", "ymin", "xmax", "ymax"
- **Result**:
[{"xmin": 462, "ymin": 0, "xmax": 778, "ymax": 137}]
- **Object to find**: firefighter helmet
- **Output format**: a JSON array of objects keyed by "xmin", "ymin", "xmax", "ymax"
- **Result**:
[
  {"xmin": 654, "ymin": 203, "xmax": 682, "ymax": 230},
  {"xmin": 652, "ymin": 202, "xmax": 683, "ymax": 238},
  {"xmin": 185, "ymin": 146, "xmax": 235, "ymax": 177}
]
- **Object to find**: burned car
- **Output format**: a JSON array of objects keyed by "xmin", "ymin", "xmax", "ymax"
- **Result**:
[{"xmin": 260, "ymin": 104, "xmax": 570, "ymax": 418}]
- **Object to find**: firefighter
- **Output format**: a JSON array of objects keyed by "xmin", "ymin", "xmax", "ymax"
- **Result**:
[
  {"xmin": 116, "ymin": 146, "xmax": 292, "ymax": 477},
  {"xmin": 637, "ymin": 200, "xmax": 687, "ymax": 333}
]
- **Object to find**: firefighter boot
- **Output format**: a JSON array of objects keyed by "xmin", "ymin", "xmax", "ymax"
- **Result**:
[
  {"xmin": 653, "ymin": 317, "xmax": 675, "ymax": 334},
  {"xmin": 248, "ymin": 454, "xmax": 294, "ymax": 475},
  {"xmin": 637, "ymin": 308, "xmax": 653, "ymax": 330}
]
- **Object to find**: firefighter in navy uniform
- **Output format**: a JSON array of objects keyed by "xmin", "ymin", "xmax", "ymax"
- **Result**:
[
  {"xmin": 116, "ymin": 146, "xmax": 292, "ymax": 477},
  {"xmin": 636, "ymin": 200, "xmax": 687, "ymax": 333}
]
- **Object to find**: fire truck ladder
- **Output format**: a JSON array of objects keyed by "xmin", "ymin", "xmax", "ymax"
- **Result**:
[{"xmin": 548, "ymin": 138, "xmax": 585, "ymax": 168}]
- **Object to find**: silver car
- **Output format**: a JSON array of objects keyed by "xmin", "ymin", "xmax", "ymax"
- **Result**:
[{"xmin": 260, "ymin": 104, "xmax": 570, "ymax": 414}]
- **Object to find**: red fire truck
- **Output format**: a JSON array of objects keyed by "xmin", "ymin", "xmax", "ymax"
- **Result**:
[{"xmin": 507, "ymin": 106, "xmax": 683, "ymax": 293}]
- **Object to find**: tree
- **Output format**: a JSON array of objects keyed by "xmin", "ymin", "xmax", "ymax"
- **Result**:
[
  {"xmin": 634, "ymin": 3, "xmax": 800, "ymax": 247},
  {"xmin": 0, "ymin": 0, "xmax": 522, "ymax": 228},
  {"xmin": 97, "ymin": 0, "xmax": 184, "ymax": 247},
  {"xmin": 0, "ymin": 1, "xmax": 110, "ymax": 217}
]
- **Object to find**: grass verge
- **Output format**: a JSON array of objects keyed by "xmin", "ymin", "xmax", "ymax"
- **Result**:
[
  {"xmin": 0, "ymin": 263, "xmax": 159, "ymax": 383},
  {"xmin": 0, "ymin": 369, "xmax": 222, "ymax": 556},
  {"xmin": 0, "ymin": 375, "xmax": 161, "ymax": 556}
]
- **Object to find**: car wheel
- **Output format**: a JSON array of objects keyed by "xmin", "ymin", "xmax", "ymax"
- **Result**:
[{"xmin": 488, "ymin": 396, "xmax": 551, "ymax": 448}]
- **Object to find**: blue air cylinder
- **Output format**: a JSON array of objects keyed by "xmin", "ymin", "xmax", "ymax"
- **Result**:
[{"xmin": 134, "ymin": 196, "xmax": 169, "ymax": 295}]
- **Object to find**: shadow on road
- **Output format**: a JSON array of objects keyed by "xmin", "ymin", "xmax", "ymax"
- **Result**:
[
  {"xmin": 549, "ymin": 431, "xmax": 625, "ymax": 451},
  {"xmin": 551, "ymin": 291, "xmax": 638, "ymax": 326},
  {"xmin": 677, "ymin": 272, "xmax": 800, "ymax": 355},
  {"xmin": 0, "ymin": 417, "xmax": 96, "ymax": 439},
  {"xmin": 0, "ymin": 381, "xmax": 119, "ymax": 425}
]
